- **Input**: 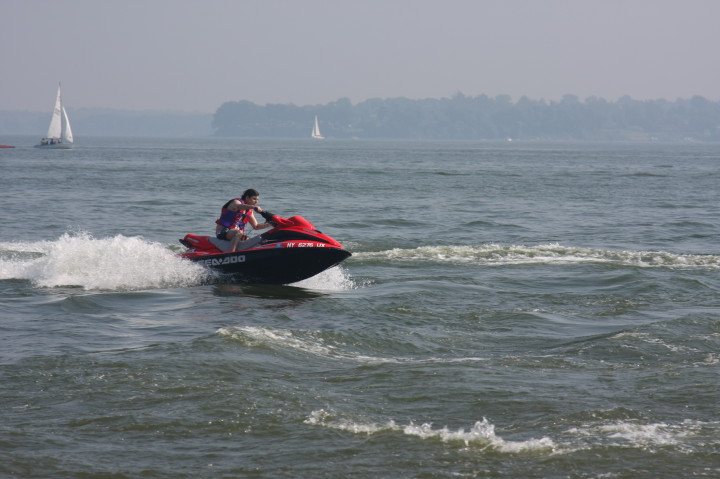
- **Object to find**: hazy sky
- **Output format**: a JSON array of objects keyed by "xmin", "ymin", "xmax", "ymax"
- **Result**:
[{"xmin": 3, "ymin": 0, "xmax": 720, "ymax": 113}]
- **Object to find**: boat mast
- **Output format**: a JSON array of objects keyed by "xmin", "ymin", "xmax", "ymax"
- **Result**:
[{"xmin": 58, "ymin": 82, "xmax": 64, "ymax": 140}]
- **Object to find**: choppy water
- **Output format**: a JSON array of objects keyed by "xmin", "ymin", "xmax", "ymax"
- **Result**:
[{"xmin": 1, "ymin": 137, "xmax": 719, "ymax": 478}]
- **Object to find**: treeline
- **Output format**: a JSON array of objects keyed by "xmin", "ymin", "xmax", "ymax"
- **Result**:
[
  {"xmin": 212, "ymin": 94, "xmax": 720, "ymax": 141},
  {"xmin": 0, "ymin": 109, "xmax": 212, "ymax": 137}
]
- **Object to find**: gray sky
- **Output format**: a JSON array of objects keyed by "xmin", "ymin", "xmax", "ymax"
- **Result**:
[{"xmin": 3, "ymin": 0, "xmax": 720, "ymax": 113}]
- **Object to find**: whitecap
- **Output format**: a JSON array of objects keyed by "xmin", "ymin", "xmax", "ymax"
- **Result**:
[
  {"xmin": 304, "ymin": 410, "xmax": 556, "ymax": 453},
  {"xmin": 565, "ymin": 419, "xmax": 710, "ymax": 453}
]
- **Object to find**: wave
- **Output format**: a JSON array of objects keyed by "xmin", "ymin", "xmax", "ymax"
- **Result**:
[
  {"xmin": 217, "ymin": 325, "xmax": 489, "ymax": 364},
  {"xmin": 218, "ymin": 326, "xmax": 392, "ymax": 363},
  {"xmin": 352, "ymin": 244, "xmax": 720, "ymax": 269},
  {"xmin": 305, "ymin": 410, "xmax": 555, "ymax": 453},
  {"xmin": 0, "ymin": 232, "xmax": 208, "ymax": 291},
  {"xmin": 305, "ymin": 410, "xmax": 716, "ymax": 455}
]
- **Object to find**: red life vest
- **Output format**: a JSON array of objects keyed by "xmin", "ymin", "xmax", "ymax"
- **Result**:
[{"xmin": 216, "ymin": 198, "xmax": 254, "ymax": 231}]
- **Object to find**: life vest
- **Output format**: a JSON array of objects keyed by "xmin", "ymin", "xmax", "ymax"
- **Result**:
[{"xmin": 216, "ymin": 198, "xmax": 254, "ymax": 231}]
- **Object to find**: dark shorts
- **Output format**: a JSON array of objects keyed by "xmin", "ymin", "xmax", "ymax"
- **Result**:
[{"xmin": 216, "ymin": 228, "xmax": 231, "ymax": 240}]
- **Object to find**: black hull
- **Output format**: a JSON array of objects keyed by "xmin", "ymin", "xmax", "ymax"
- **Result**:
[{"xmin": 187, "ymin": 246, "xmax": 351, "ymax": 285}]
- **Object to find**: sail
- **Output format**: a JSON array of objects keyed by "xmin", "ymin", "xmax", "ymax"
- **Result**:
[
  {"xmin": 311, "ymin": 116, "xmax": 324, "ymax": 139},
  {"xmin": 47, "ymin": 86, "xmax": 63, "ymax": 139},
  {"xmin": 62, "ymin": 107, "xmax": 74, "ymax": 143}
]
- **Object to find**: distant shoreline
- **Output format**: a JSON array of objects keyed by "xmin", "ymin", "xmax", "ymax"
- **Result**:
[{"xmin": 3, "ymin": 94, "xmax": 720, "ymax": 141}]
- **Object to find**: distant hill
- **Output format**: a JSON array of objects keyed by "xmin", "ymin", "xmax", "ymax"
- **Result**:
[
  {"xmin": 0, "ymin": 109, "xmax": 213, "ymax": 137},
  {"xmin": 212, "ymin": 94, "xmax": 720, "ymax": 141}
]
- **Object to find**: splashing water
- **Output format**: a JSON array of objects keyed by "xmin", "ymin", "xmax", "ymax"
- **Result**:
[
  {"xmin": 292, "ymin": 264, "xmax": 357, "ymax": 290},
  {"xmin": 0, "ymin": 232, "xmax": 208, "ymax": 291}
]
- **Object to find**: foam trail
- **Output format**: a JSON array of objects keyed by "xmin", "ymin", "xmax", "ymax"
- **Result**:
[
  {"xmin": 354, "ymin": 244, "xmax": 720, "ymax": 268},
  {"xmin": 0, "ymin": 232, "xmax": 207, "ymax": 291}
]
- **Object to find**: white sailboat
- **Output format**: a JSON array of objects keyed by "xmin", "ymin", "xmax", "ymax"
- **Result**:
[
  {"xmin": 35, "ymin": 83, "xmax": 74, "ymax": 149},
  {"xmin": 311, "ymin": 115, "xmax": 325, "ymax": 140}
]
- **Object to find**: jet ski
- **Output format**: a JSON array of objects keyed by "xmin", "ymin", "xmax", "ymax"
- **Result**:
[{"xmin": 178, "ymin": 210, "xmax": 351, "ymax": 284}]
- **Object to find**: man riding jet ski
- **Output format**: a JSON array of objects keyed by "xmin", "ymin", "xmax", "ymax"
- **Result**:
[{"xmin": 179, "ymin": 210, "xmax": 351, "ymax": 285}]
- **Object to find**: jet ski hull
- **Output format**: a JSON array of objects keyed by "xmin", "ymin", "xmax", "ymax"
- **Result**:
[{"xmin": 183, "ymin": 241, "xmax": 351, "ymax": 284}]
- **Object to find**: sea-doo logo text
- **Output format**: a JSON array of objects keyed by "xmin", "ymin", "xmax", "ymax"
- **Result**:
[{"xmin": 203, "ymin": 255, "xmax": 246, "ymax": 266}]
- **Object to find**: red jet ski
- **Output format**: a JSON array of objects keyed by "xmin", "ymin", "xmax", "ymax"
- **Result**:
[{"xmin": 179, "ymin": 211, "xmax": 351, "ymax": 284}]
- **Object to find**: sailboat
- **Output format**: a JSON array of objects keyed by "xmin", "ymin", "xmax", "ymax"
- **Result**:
[
  {"xmin": 311, "ymin": 115, "xmax": 325, "ymax": 140},
  {"xmin": 35, "ymin": 83, "xmax": 74, "ymax": 149}
]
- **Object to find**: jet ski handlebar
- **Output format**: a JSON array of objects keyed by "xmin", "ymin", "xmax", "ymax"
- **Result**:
[{"xmin": 258, "ymin": 209, "xmax": 278, "ymax": 225}]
